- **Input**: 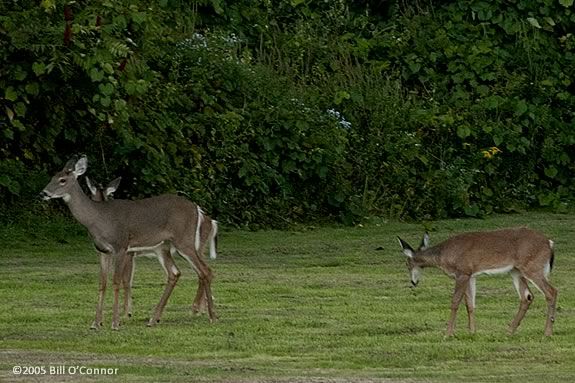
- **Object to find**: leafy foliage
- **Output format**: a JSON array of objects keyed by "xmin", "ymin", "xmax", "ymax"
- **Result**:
[{"xmin": 0, "ymin": 0, "xmax": 573, "ymax": 226}]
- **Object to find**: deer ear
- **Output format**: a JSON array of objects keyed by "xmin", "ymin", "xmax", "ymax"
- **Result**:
[
  {"xmin": 419, "ymin": 232, "xmax": 430, "ymax": 250},
  {"xmin": 64, "ymin": 156, "xmax": 78, "ymax": 173},
  {"xmin": 105, "ymin": 177, "xmax": 122, "ymax": 197},
  {"xmin": 73, "ymin": 155, "xmax": 88, "ymax": 177},
  {"xmin": 86, "ymin": 177, "xmax": 97, "ymax": 196},
  {"xmin": 398, "ymin": 237, "xmax": 415, "ymax": 258}
]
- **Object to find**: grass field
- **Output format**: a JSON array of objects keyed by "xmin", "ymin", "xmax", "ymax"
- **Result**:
[{"xmin": 1, "ymin": 212, "xmax": 574, "ymax": 382}]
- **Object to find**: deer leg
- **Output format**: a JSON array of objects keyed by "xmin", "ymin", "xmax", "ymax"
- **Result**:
[
  {"xmin": 177, "ymin": 246, "xmax": 217, "ymax": 323},
  {"xmin": 447, "ymin": 275, "xmax": 470, "ymax": 336},
  {"xmin": 525, "ymin": 273, "xmax": 558, "ymax": 336},
  {"xmin": 509, "ymin": 270, "xmax": 533, "ymax": 335},
  {"xmin": 193, "ymin": 221, "xmax": 216, "ymax": 314},
  {"xmin": 91, "ymin": 252, "xmax": 111, "ymax": 330},
  {"xmin": 122, "ymin": 255, "xmax": 135, "ymax": 318},
  {"xmin": 192, "ymin": 277, "xmax": 206, "ymax": 315},
  {"xmin": 111, "ymin": 251, "xmax": 129, "ymax": 330},
  {"xmin": 147, "ymin": 247, "xmax": 180, "ymax": 326},
  {"xmin": 464, "ymin": 276, "xmax": 476, "ymax": 333}
]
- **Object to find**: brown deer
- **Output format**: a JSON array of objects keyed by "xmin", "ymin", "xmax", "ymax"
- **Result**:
[
  {"xmin": 41, "ymin": 155, "xmax": 218, "ymax": 330},
  {"xmin": 85, "ymin": 176, "xmax": 218, "ymax": 319},
  {"xmin": 397, "ymin": 228, "xmax": 557, "ymax": 336}
]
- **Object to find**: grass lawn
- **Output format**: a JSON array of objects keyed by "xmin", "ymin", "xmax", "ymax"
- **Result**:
[{"xmin": 0, "ymin": 211, "xmax": 574, "ymax": 382}]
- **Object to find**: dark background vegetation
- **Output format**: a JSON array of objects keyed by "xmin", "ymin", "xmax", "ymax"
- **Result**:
[{"xmin": 1, "ymin": 0, "xmax": 574, "ymax": 228}]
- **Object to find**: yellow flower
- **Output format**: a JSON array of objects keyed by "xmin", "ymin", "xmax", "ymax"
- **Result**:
[{"xmin": 481, "ymin": 146, "xmax": 501, "ymax": 159}]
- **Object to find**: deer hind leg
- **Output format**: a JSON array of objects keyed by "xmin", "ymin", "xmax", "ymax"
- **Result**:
[
  {"xmin": 508, "ymin": 270, "xmax": 533, "ymax": 335},
  {"xmin": 91, "ymin": 252, "xmax": 112, "ymax": 330},
  {"xmin": 192, "ymin": 222, "xmax": 216, "ymax": 314},
  {"xmin": 464, "ymin": 276, "xmax": 476, "ymax": 333},
  {"xmin": 447, "ymin": 275, "xmax": 470, "ymax": 336},
  {"xmin": 524, "ymin": 271, "xmax": 558, "ymax": 337},
  {"xmin": 176, "ymin": 245, "xmax": 217, "ymax": 323},
  {"xmin": 147, "ymin": 245, "xmax": 181, "ymax": 327}
]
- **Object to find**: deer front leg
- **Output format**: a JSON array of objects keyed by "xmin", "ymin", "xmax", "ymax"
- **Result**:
[
  {"xmin": 91, "ymin": 253, "xmax": 111, "ymax": 330},
  {"xmin": 111, "ymin": 251, "xmax": 129, "ymax": 330},
  {"xmin": 122, "ymin": 255, "xmax": 135, "ymax": 318},
  {"xmin": 464, "ymin": 276, "xmax": 476, "ymax": 334},
  {"xmin": 447, "ymin": 275, "xmax": 470, "ymax": 337}
]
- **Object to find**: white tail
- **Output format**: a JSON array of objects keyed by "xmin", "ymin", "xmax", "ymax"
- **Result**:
[
  {"xmin": 397, "ymin": 227, "xmax": 557, "ymax": 336},
  {"xmin": 209, "ymin": 220, "xmax": 218, "ymax": 260},
  {"xmin": 41, "ymin": 156, "xmax": 218, "ymax": 330}
]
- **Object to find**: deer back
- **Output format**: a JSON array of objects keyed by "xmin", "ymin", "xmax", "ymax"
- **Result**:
[
  {"xmin": 93, "ymin": 194, "xmax": 200, "ymax": 251},
  {"xmin": 433, "ymin": 227, "xmax": 552, "ymax": 275}
]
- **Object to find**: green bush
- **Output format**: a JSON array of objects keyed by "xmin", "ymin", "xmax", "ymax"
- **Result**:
[{"xmin": 1, "ymin": 0, "xmax": 573, "ymax": 226}]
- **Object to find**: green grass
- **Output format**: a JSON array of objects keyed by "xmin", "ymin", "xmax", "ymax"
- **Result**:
[{"xmin": 1, "ymin": 212, "xmax": 574, "ymax": 382}]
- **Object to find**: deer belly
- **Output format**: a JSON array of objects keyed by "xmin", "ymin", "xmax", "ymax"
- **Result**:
[
  {"xmin": 127, "ymin": 242, "xmax": 169, "ymax": 259},
  {"xmin": 473, "ymin": 265, "xmax": 514, "ymax": 277}
]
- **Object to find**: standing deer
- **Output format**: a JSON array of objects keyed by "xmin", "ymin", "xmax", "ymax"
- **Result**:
[
  {"xmin": 41, "ymin": 155, "xmax": 217, "ymax": 330},
  {"xmin": 397, "ymin": 228, "xmax": 557, "ymax": 336},
  {"xmin": 85, "ymin": 176, "xmax": 218, "ymax": 319}
]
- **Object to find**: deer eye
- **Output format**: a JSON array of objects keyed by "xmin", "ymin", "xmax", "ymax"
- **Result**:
[{"xmin": 59, "ymin": 178, "xmax": 67, "ymax": 185}]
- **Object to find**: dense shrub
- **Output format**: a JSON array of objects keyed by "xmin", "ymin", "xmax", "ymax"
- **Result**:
[{"xmin": 1, "ymin": 0, "xmax": 573, "ymax": 226}]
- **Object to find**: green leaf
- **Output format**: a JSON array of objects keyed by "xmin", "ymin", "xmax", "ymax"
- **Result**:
[
  {"xmin": 527, "ymin": 17, "xmax": 541, "ymax": 29},
  {"xmin": 464, "ymin": 204, "xmax": 480, "ymax": 217},
  {"xmin": 131, "ymin": 12, "xmax": 147, "ymax": 24},
  {"xmin": 100, "ymin": 96, "xmax": 111, "ymax": 107},
  {"xmin": 32, "ymin": 62, "xmax": 46, "ymax": 76},
  {"xmin": 14, "ymin": 102, "xmax": 26, "ymax": 117},
  {"xmin": 334, "ymin": 91, "xmax": 350, "ymax": 105},
  {"xmin": 102, "ymin": 63, "xmax": 114, "ymax": 74},
  {"xmin": 456, "ymin": 125, "xmax": 471, "ymax": 139},
  {"xmin": 99, "ymin": 83, "xmax": 115, "ymax": 96},
  {"xmin": 4, "ymin": 87, "xmax": 18, "ymax": 102},
  {"xmin": 14, "ymin": 66, "xmax": 27, "ymax": 81},
  {"xmin": 482, "ymin": 187, "xmax": 493, "ymax": 197},
  {"xmin": 5, "ymin": 107, "xmax": 14, "ymax": 121},
  {"xmin": 25, "ymin": 82, "xmax": 40, "ymax": 96},
  {"xmin": 11, "ymin": 119, "xmax": 26, "ymax": 131},
  {"xmin": 544, "ymin": 166, "xmax": 558, "ymax": 178},
  {"xmin": 0, "ymin": 174, "xmax": 21, "ymax": 195},
  {"xmin": 90, "ymin": 68, "xmax": 105, "ymax": 82},
  {"xmin": 409, "ymin": 62, "xmax": 421, "ymax": 73},
  {"xmin": 514, "ymin": 100, "xmax": 528, "ymax": 116},
  {"xmin": 3, "ymin": 128, "xmax": 14, "ymax": 140},
  {"xmin": 559, "ymin": 0, "xmax": 574, "ymax": 7}
]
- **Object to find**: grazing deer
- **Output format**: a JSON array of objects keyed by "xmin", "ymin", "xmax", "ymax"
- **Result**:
[
  {"xmin": 41, "ymin": 155, "xmax": 218, "ymax": 330},
  {"xmin": 397, "ymin": 228, "xmax": 557, "ymax": 336},
  {"xmin": 85, "ymin": 176, "xmax": 218, "ymax": 318}
]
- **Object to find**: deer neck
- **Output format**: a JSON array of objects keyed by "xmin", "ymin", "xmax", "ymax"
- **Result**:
[
  {"xmin": 414, "ymin": 247, "xmax": 442, "ymax": 268},
  {"xmin": 64, "ymin": 181, "xmax": 105, "ymax": 229}
]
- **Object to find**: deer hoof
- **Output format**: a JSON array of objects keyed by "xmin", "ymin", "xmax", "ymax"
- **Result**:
[
  {"xmin": 90, "ymin": 321, "xmax": 103, "ymax": 330},
  {"xmin": 146, "ymin": 319, "xmax": 159, "ymax": 327}
]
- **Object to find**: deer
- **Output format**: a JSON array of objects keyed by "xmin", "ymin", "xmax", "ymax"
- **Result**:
[
  {"xmin": 397, "ymin": 228, "xmax": 557, "ymax": 336},
  {"xmin": 84, "ymin": 176, "xmax": 218, "ymax": 319},
  {"xmin": 40, "ymin": 155, "xmax": 218, "ymax": 330}
]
